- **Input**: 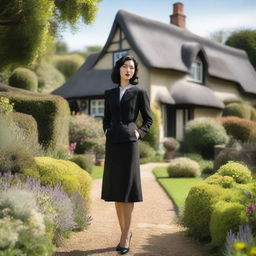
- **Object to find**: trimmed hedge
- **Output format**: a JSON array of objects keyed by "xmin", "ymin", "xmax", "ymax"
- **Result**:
[
  {"xmin": 182, "ymin": 182, "xmax": 231, "ymax": 240},
  {"xmin": 210, "ymin": 201, "xmax": 246, "ymax": 247},
  {"xmin": 30, "ymin": 157, "xmax": 92, "ymax": 201},
  {"xmin": 217, "ymin": 161, "xmax": 252, "ymax": 184},
  {"xmin": 8, "ymin": 67, "xmax": 38, "ymax": 92},
  {"xmin": 139, "ymin": 141, "xmax": 155, "ymax": 159},
  {"xmin": 184, "ymin": 118, "xmax": 229, "ymax": 159},
  {"xmin": 0, "ymin": 84, "xmax": 70, "ymax": 150},
  {"xmin": 167, "ymin": 157, "xmax": 201, "ymax": 177},
  {"xmin": 205, "ymin": 173, "xmax": 235, "ymax": 188},
  {"xmin": 216, "ymin": 116, "xmax": 256, "ymax": 142},
  {"xmin": 70, "ymin": 154, "xmax": 94, "ymax": 174}
]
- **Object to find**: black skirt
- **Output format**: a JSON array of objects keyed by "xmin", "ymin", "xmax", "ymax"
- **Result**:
[{"xmin": 101, "ymin": 140, "xmax": 142, "ymax": 202}]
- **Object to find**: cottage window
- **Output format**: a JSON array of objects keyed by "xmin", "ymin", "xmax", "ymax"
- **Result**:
[
  {"xmin": 188, "ymin": 59, "xmax": 203, "ymax": 83},
  {"xmin": 90, "ymin": 99, "xmax": 104, "ymax": 117},
  {"xmin": 114, "ymin": 51, "xmax": 128, "ymax": 66}
]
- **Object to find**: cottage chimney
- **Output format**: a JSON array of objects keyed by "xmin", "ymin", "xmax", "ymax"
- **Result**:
[{"xmin": 170, "ymin": 2, "xmax": 186, "ymax": 28}]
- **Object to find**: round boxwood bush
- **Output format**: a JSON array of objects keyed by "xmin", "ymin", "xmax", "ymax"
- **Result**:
[
  {"xmin": 182, "ymin": 182, "xmax": 232, "ymax": 240},
  {"xmin": 205, "ymin": 173, "xmax": 235, "ymax": 188},
  {"xmin": 217, "ymin": 161, "xmax": 252, "ymax": 184},
  {"xmin": 8, "ymin": 68, "xmax": 38, "ymax": 92},
  {"xmin": 222, "ymin": 102, "xmax": 256, "ymax": 120},
  {"xmin": 184, "ymin": 118, "xmax": 229, "ymax": 159},
  {"xmin": 139, "ymin": 141, "xmax": 155, "ymax": 159},
  {"xmin": 69, "ymin": 154, "xmax": 93, "ymax": 174},
  {"xmin": 167, "ymin": 157, "xmax": 201, "ymax": 177}
]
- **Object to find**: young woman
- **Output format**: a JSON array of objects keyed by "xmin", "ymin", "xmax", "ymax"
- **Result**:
[{"xmin": 101, "ymin": 55, "xmax": 153, "ymax": 254}]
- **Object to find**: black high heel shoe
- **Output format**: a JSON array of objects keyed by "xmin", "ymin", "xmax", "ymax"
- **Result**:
[
  {"xmin": 115, "ymin": 243, "xmax": 121, "ymax": 251},
  {"xmin": 118, "ymin": 232, "xmax": 132, "ymax": 255}
]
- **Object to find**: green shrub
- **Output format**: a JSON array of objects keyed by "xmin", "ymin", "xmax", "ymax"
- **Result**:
[
  {"xmin": 34, "ymin": 157, "xmax": 92, "ymax": 200},
  {"xmin": 69, "ymin": 154, "xmax": 93, "ymax": 174},
  {"xmin": 0, "ymin": 189, "xmax": 54, "ymax": 255},
  {"xmin": 217, "ymin": 161, "xmax": 252, "ymax": 184},
  {"xmin": 32, "ymin": 61, "xmax": 65, "ymax": 94},
  {"xmin": 52, "ymin": 54, "xmax": 84, "ymax": 80},
  {"xmin": 69, "ymin": 114, "xmax": 104, "ymax": 154},
  {"xmin": 137, "ymin": 105, "xmax": 160, "ymax": 150},
  {"xmin": 222, "ymin": 102, "xmax": 256, "ymax": 121},
  {"xmin": 0, "ymin": 146, "xmax": 37, "ymax": 174},
  {"xmin": 182, "ymin": 182, "xmax": 231, "ymax": 240},
  {"xmin": 8, "ymin": 68, "xmax": 38, "ymax": 92},
  {"xmin": 167, "ymin": 157, "xmax": 201, "ymax": 177},
  {"xmin": 184, "ymin": 118, "xmax": 229, "ymax": 159},
  {"xmin": 210, "ymin": 201, "xmax": 246, "ymax": 247},
  {"xmin": 217, "ymin": 116, "xmax": 256, "ymax": 142},
  {"xmin": 139, "ymin": 141, "xmax": 155, "ymax": 159},
  {"xmin": 205, "ymin": 173, "xmax": 235, "ymax": 188},
  {"xmin": 184, "ymin": 153, "xmax": 214, "ymax": 174},
  {"xmin": 0, "ymin": 84, "xmax": 71, "ymax": 150}
]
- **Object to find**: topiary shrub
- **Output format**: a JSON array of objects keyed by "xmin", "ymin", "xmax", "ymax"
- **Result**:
[
  {"xmin": 184, "ymin": 118, "xmax": 229, "ymax": 159},
  {"xmin": 210, "ymin": 201, "xmax": 247, "ymax": 247},
  {"xmin": 217, "ymin": 161, "xmax": 252, "ymax": 184},
  {"xmin": 222, "ymin": 102, "xmax": 256, "ymax": 121},
  {"xmin": 139, "ymin": 141, "xmax": 155, "ymax": 159},
  {"xmin": 33, "ymin": 157, "xmax": 92, "ymax": 201},
  {"xmin": 205, "ymin": 173, "xmax": 235, "ymax": 188},
  {"xmin": 69, "ymin": 154, "xmax": 93, "ymax": 174},
  {"xmin": 182, "ymin": 182, "xmax": 231, "ymax": 240},
  {"xmin": 52, "ymin": 54, "xmax": 84, "ymax": 80},
  {"xmin": 0, "ymin": 84, "xmax": 71, "ymax": 151},
  {"xmin": 167, "ymin": 157, "xmax": 201, "ymax": 177},
  {"xmin": 216, "ymin": 116, "xmax": 256, "ymax": 142},
  {"xmin": 8, "ymin": 67, "xmax": 38, "ymax": 92}
]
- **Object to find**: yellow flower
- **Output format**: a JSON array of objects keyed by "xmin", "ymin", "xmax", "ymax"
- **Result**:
[{"xmin": 234, "ymin": 242, "xmax": 247, "ymax": 250}]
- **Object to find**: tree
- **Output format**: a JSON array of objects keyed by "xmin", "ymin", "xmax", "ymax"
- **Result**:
[
  {"xmin": 225, "ymin": 29, "xmax": 256, "ymax": 70},
  {"xmin": 208, "ymin": 30, "xmax": 231, "ymax": 44},
  {"xmin": 0, "ymin": 0, "xmax": 102, "ymax": 71}
]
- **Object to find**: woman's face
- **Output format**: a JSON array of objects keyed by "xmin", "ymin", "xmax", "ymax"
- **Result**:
[{"xmin": 119, "ymin": 60, "xmax": 135, "ymax": 82}]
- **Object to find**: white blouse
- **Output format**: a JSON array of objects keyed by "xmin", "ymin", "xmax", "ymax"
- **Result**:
[{"xmin": 119, "ymin": 84, "xmax": 135, "ymax": 101}]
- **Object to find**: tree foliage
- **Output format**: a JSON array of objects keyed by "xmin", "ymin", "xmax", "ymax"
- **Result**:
[
  {"xmin": 0, "ymin": 0, "xmax": 102, "ymax": 70},
  {"xmin": 225, "ymin": 29, "xmax": 256, "ymax": 70}
]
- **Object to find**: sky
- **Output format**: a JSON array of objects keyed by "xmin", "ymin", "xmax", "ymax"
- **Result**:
[{"xmin": 61, "ymin": 0, "xmax": 256, "ymax": 51}]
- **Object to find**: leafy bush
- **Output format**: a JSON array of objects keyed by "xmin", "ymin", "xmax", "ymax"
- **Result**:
[
  {"xmin": 184, "ymin": 118, "xmax": 229, "ymax": 159},
  {"xmin": 210, "ymin": 201, "xmax": 247, "ymax": 247},
  {"xmin": 8, "ymin": 67, "xmax": 38, "ymax": 92},
  {"xmin": 69, "ymin": 114, "xmax": 104, "ymax": 154},
  {"xmin": 33, "ymin": 157, "xmax": 92, "ymax": 200},
  {"xmin": 167, "ymin": 157, "xmax": 201, "ymax": 177},
  {"xmin": 0, "ymin": 146, "xmax": 37, "ymax": 174},
  {"xmin": 222, "ymin": 103, "xmax": 256, "ymax": 121},
  {"xmin": 0, "ymin": 189, "xmax": 54, "ymax": 255},
  {"xmin": 182, "ymin": 182, "xmax": 231, "ymax": 240},
  {"xmin": 0, "ymin": 97, "xmax": 14, "ymax": 114},
  {"xmin": 69, "ymin": 154, "xmax": 93, "ymax": 174},
  {"xmin": 184, "ymin": 153, "xmax": 214, "ymax": 174},
  {"xmin": 217, "ymin": 161, "xmax": 252, "ymax": 184},
  {"xmin": 217, "ymin": 117, "xmax": 256, "ymax": 142},
  {"xmin": 205, "ymin": 173, "xmax": 235, "ymax": 188},
  {"xmin": 52, "ymin": 54, "xmax": 84, "ymax": 80},
  {"xmin": 32, "ymin": 61, "xmax": 65, "ymax": 94},
  {"xmin": 139, "ymin": 141, "xmax": 155, "ymax": 159}
]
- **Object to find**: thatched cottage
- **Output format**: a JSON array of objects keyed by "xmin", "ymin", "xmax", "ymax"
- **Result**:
[{"xmin": 52, "ymin": 2, "xmax": 256, "ymax": 141}]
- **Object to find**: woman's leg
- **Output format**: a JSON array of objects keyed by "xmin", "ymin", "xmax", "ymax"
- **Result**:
[
  {"xmin": 115, "ymin": 202, "xmax": 125, "ymax": 233},
  {"xmin": 119, "ymin": 202, "xmax": 134, "ymax": 248}
]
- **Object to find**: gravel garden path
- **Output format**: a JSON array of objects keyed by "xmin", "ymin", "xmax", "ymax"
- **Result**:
[{"xmin": 55, "ymin": 162, "xmax": 208, "ymax": 256}]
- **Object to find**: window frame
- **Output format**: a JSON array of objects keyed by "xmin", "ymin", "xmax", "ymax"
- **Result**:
[
  {"xmin": 187, "ymin": 58, "xmax": 203, "ymax": 84},
  {"xmin": 90, "ymin": 99, "xmax": 104, "ymax": 117}
]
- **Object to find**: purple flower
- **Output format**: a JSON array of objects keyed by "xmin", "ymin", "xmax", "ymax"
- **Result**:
[{"xmin": 246, "ymin": 203, "xmax": 256, "ymax": 217}]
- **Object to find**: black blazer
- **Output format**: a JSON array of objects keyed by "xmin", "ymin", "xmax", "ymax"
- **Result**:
[{"xmin": 103, "ymin": 85, "xmax": 153, "ymax": 143}]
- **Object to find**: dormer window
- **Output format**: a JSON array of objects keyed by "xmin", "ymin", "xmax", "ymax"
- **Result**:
[
  {"xmin": 113, "ymin": 51, "xmax": 128, "ymax": 66},
  {"xmin": 188, "ymin": 58, "xmax": 203, "ymax": 83}
]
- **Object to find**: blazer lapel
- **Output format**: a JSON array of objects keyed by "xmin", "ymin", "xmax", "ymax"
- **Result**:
[{"xmin": 120, "ymin": 86, "xmax": 137, "ymax": 105}]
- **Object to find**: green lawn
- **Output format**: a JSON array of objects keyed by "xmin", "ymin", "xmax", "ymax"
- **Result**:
[
  {"xmin": 91, "ymin": 165, "xmax": 104, "ymax": 179},
  {"xmin": 152, "ymin": 167, "xmax": 202, "ymax": 215}
]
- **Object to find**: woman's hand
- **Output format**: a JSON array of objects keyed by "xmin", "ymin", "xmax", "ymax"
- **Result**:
[{"xmin": 135, "ymin": 129, "xmax": 140, "ymax": 139}]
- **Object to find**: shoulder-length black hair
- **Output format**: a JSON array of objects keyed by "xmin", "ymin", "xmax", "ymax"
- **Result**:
[{"xmin": 111, "ymin": 55, "xmax": 139, "ymax": 86}]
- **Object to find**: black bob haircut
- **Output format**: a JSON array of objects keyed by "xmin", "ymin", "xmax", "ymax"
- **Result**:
[{"xmin": 111, "ymin": 55, "xmax": 139, "ymax": 86}]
